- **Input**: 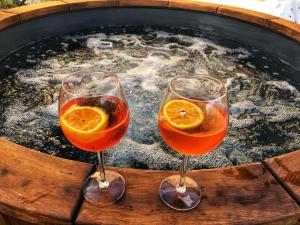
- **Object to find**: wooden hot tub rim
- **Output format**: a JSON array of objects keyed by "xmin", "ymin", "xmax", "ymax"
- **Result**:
[
  {"xmin": 0, "ymin": 0, "xmax": 299, "ymax": 41},
  {"xmin": 0, "ymin": 1, "xmax": 299, "ymax": 224}
]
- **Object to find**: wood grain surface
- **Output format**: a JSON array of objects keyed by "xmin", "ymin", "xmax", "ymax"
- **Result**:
[
  {"xmin": 0, "ymin": 11, "xmax": 19, "ymax": 30},
  {"xmin": 4, "ymin": 1, "xmax": 68, "ymax": 21},
  {"xmin": 0, "ymin": 0, "xmax": 299, "ymax": 43},
  {"xmin": 76, "ymin": 163, "xmax": 300, "ymax": 225},
  {"xmin": 268, "ymin": 18, "xmax": 300, "ymax": 42},
  {"xmin": 119, "ymin": 0, "xmax": 168, "ymax": 7},
  {"xmin": 217, "ymin": 5, "xmax": 278, "ymax": 27},
  {"xmin": 0, "ymin": 214, "xmax": 7, "ymax": 225},
  {"xmin": 1, "ymin": 215, "xmax": 36, "ymax": 225},
  {"xmin": 0, "ymin": 137, "xmax": 93, "ymax": 225},
  {"xmin": 62, "ymin": 0, "xmax": 117, "ymax": 11},
  {"xmin": 169, "ymin": 0, "xmax": 220, "ymax": 13},
  {"xmin": 265, "ymin": 150, "xmax": 300, "ymax": 205}
]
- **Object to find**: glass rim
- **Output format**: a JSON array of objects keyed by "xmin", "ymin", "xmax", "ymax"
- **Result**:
[
  {"xmin": 61, "ymin": 71, "xmax": 121, "ymax": 97},
  {"xmin": 168, "ymin": 75, "xmax": 227, "ymax": 103}
]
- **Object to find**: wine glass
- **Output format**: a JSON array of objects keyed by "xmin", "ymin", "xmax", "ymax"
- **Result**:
[
  {"xmin": 158, "ymin": 75, "xmax": 228, "ymax": 210},
  {"xmin": 59, "ymin": 71, "xmax": 129, "ymax": 203}
]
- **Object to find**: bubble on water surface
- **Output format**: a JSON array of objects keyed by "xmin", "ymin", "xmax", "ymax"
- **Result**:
[{"xmin": 0, "ymin": 25, "xmax": 299, "ymax": 169}]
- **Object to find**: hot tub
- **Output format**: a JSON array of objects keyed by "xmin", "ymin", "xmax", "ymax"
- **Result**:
[{"xmin": 0, "ymin": 1, "xmax": 299, "ymax": 225}]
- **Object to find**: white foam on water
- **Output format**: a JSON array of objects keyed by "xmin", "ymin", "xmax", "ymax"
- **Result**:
[
  {"xmin": 225, "ymin": 77, "xmax": 235, "ymax": 88},
  {"xmin": 60, "ymin": 42, "xmax": 69, "ymax": 50},
  {"xmin": 235, "ymin": 73, "xmax": 248, "ymax": 78},
  {"xmin": 37, "ymin": 101, "xmax": 59, "ymax": 117},
  {"xmin": 87, "ymin": 39, "xmax": 113, "ymax": 49},
  {"xmin": 230, "ymin": 100, "xmax": 257, "ymax": 115},
  {"xmin": 259, "ymin": 105, "xmax": 300, "ymax": 123},
  {"xmin": 107, "ymin": 137, "xmax": 181, "ymax": 169},
  {"xmin": 118, "ymin": 54, "xmax": 184, "ymax": 92},
  {"xmin": 230, "ymin": 117, "xmax": 256, "ymax": 129},
  {"xmin": 227, "ymin": 48, "xmax": 251, "ymax": 60},
  {"xmin": 17, "ymin": 70, "xmax": 51, "ymax": 87},
  {"xmin": 227, "ymin": 66, "xmax": 236, "ymax": 71},
  {"xmin": 153, "ymin": 31, "xmax": 172, "ymax": 38},
  {"xmin": 98, "ymin": 59, "xmax": 114, "ymax": 66},
  {"xmin": 266, "ymin": 80, "xmax": 299, "ymax": 95},
  {"xmin": 246, "ymin": 62, "xmax": 256, "ymax": 69},
  {"xmin": 2, "ymin": 26, "xmax": 299, "ymax": 169},
  {"xmin": 3, "ymin": 101, "xmax": 30, "ymax": 125}
]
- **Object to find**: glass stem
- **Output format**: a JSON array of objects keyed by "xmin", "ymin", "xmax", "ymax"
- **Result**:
[
  {"xmin": 97, "ymin": 151, "xmax": 109, "ymax": 188},
  {"xmin": 176, "ymin": 155, "xmax": 189, "ymax": 193}
]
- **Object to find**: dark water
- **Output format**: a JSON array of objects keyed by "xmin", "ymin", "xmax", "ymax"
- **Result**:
[{"xmin": 0, "ymin": 25, "xmax": 299, "ymax": 169}]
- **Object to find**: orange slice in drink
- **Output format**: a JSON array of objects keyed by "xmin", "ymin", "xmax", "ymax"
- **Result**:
[
  {"xmin": 163, "ymin": 99, "xmax": 204, "ymax": 130},
  {"xmin": 61, "ymin": 105, "xmax": 108, "ymax": 142}
]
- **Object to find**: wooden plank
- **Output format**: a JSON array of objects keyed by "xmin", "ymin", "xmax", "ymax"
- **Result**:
[
  {"xmin": 0, "ymin": 137, "xmax": 93, "ymax": 225},
  {"xmin": 168, "ymin": 0, "xmax": 220, "ymax": 14},
  {"xmin": 268, "ymin": 18, "xmax": 300, "ymax": 42},
  {"xmin": 0, "ymin": 214, "xmax": 7, "ymax": 225},
  {"xmin": 76, "ymin": 163, "xmax": 300, "ymax": 225},
  {"xmin": 0, "ymin": 11, "xmax": 19, "ymax": 30},
  {"xmin": 119, "ymin": 0, "xmax": 168, "ymax": 7},
  {"xmin": 4, "ymin": 1, "xmax": 69, "ymax": 22},
  {"xmin": 61, "ymin": 0, "xmax": 117, "ymax": 11},
  {"xmin": 3, "ymin": 215, "xmax": 35, "ymax": 225},
  {"xmin": 217, "ymin": 5, "xmax": 278, "ymax": 27},
  {"xmin": 265, "ymin": 150, "xmax": 300, "ymax": 205}
]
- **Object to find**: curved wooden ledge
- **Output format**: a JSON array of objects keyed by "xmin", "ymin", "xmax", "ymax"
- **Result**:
[
  {"xmin": 0, "ymin": 137, "xmax": 93, "ymax": 225},
  {"xmin": 0, "ymin": 11, "xmax": 19, "ymax": 29},
  {"xmin": 265, "ymin": 150, "xmax": 300, "ymax": 206},
  {"xmin": 0, "ymin": 1, "xmax": 300, "ymax": 224},
  {"xmin": 4, "ymin": 1, "xmax": 68, "ymax": 21},
  {"xmin": 77, "ymin": 163, "xmax": 300, "ymax": 225},
  {"xmin": 0, "ymin": 0, "xmax": 299, "ymax": 41},
  {"xmin": 1, "ymin": 137, "xmax": 300, "ymax": 225}
]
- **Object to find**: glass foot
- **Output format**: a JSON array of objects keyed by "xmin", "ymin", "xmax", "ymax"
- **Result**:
[
  {"xmin": 159, "ymin": 175, "xmax": 202, "ymax": 210},
  {"xmin": 83, "ymin": 170, "xmax": 125, "ymax": 204}
]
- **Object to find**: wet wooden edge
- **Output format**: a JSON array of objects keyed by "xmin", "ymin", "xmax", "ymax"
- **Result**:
[
  {"xmin": 76, "ymin": 163, "xmax": 300, "ymax": 225},
  {"xmin": 267, "ymin": 18, "xmax": 300, "ymax": 42},
  {"xmin": 0, "ymin": 11, "xmax": 20, "ymax": 30},
  {"xmin": 60, "ymin": 0, "xmax": 118, "ymax": 12},
  {"xmin": 0, "ymin": 214, "xmax": 36, "ymax": 225},
  {"xmin": 119, "ymin": 0, "xmax": 168, "ymax": 7},
  {"xmin": 216, "ymin": 4, "xmax": 278, "ymax": 28},
  {"xmin": 0, "ymin": 214, "xmax": 6, "ymax": 225},
  {"xmin": 264, "ymin": 150, "xmax": 300, "ymax": 206},
  {"xmin": 4, "ymin": 1, "xmax": 68, "ymax": 22},
  {"xmin": 169, "ymin": 0, "xmax": 219, "ymax": 14},
  {"xmin": 0, "ymin": 0, "xmax": 298, "ymax": 42},
  {"xmin": 216, "ymin": 5, "xmax": 300, "ymax": 42},
  {"xmin": 0, "ymin": 137, "xmax": 94, "ymax": 225}
]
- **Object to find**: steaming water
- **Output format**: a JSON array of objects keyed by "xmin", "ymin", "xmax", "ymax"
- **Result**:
[{"xmin": 0, "ymin": 26, "xmax": 299, "ymax": 169}]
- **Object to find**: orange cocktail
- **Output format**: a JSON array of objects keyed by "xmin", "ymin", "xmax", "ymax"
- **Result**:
[
  {"xmin": 158, "ymin": 76, "xmax": 228, "ymax": 211},
  {"xmin": 158, "ymin": 100, "xmax": 228, "ymax": 155},
  {"xmin": 59, "ymin": 72, "xmax": 129, "ymax": 204},
  {"xmin": 60, "ymin": 96, "xmax": 129, "ymax": 152}
]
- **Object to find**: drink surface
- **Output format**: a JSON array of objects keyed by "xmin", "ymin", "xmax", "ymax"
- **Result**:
[
  {"xmin": 60, "ymin": 96, "xmax": 129, "ymax": 152},
  {"xmin": 158, "ymin": 101, "xmax": 228, "ymax": 155}
]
